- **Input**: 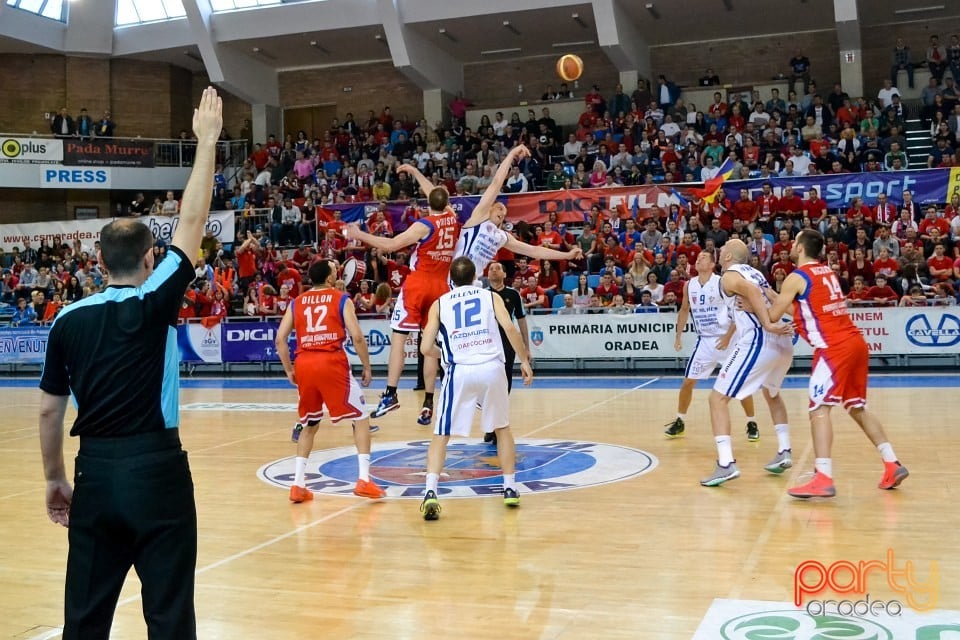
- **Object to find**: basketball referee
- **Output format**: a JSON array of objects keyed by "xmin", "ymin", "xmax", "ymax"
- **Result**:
[
  {"xmin": 38, "ymin": 87, "xmax": 222, "ymax": 640},
  {"xmin": 484, "ymin": 261, "xmax": 529, "ymax": 445}
]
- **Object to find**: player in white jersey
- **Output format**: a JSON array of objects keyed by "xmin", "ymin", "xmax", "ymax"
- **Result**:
[
  {"xmin": 666, "ymin": 250, "xmax": 758, "ymax": 439},
  {"xmin": 702, "ymin": 239, "xmax": 795, "ymax": 487},
  {"xmin": 417, "ymin": 257, "xmax": 533, "ymax": 520}
]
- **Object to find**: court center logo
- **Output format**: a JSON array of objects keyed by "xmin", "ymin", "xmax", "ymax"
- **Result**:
[
  {"xmin": 905, "ymin": 313, "xmax": 960, "ymax": 347},
  {"xmin": 718, "ymin": 610, "xmax": 894, "ymax": 640},
  {"xmin": 257, "ymin": 439, "xmax": 658, "ymax": 498}
]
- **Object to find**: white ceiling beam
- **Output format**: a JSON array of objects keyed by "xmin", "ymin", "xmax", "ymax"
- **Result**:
[
  {"xmin": 113, "ymin": 20, "xmax": 195, "ymax": 56},
  {"xmin": 211, "ymin": 0, "xmax": 380, "ymax": 42},
  {"xmin": 64, "ymin": 0, "xmax": 114, "ymax": 55},
  {"xmin": 182, "ymin": 0, "xmax": 279, "ymax": 105},
  {"xmin": 592, "ymin": 0, "xmax": 650, "ymax": 76},
  {"xmin": 0, "ymin": 3, "xmax": 66, "ymax": 51},
  {"xmin": 398, "ymin": 0, "xmax": 584, "ymax": 23},
  {"xmin": 377, "ymin": 0, "xmax": 463, "ymax": 93}
]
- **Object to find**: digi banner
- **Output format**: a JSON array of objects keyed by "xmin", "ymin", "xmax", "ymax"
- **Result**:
[
  {"xmin": 0, "ymin": 210, "xmax": 235, "ymax": 252},
  {"xmin": 63, "ymin": 139, "xmax": 154, "ymax": 168}
]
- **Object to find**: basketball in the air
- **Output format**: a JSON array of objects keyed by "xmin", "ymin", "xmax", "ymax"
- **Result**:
[{"xmin": 556, "ymin": 54, "xmax": 583, "ymax": 82}]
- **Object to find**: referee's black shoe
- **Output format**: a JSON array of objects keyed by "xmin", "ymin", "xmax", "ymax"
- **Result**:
[
  {"xmin": 664, "ymin": 418, "xmax": 685, "ymax": 439},
  {"xmin": 483, "ymin": 431, "xmax": 498, "ymax": 445}
]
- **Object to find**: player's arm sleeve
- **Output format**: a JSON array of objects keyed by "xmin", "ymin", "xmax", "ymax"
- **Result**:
[
  {"xmin": 39, "ymin": 322, "xmax": 70, "ymax": 396},
  {"xmin": 143, "ymin": 245, "xmax": 198, "ymax": 318}
]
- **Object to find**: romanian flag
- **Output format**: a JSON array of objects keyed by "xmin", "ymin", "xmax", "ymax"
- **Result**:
[
  {"xmin": 690, "ymin": 157, "xmax": 736, "ymax": 205},
  {"xmin": 670, "ymin": 188, "xmax": 690, "ymax": 226}
]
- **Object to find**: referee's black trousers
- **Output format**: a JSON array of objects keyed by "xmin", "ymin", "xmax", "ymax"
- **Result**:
[{"xmin": 64, "ymin": 429, "xmax": 197, "ymax": 640}]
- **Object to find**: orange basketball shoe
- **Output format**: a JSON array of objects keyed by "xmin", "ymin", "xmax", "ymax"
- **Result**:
[
  {"xmin": 353, "ymin": 479, "xmax": 386, "ymax": 499},
  {"xmin": 788, "ymin": 471, "xmax": 836, "ymax": 498},
  {"xmin": 289, "ymin": 485, "xmax": 314, "ymax": 503},
  {"xmin": 878, "ymin": 462, "xmax": 909, "ymax": 490}
]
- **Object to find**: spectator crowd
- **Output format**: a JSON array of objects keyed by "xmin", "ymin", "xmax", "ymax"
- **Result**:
[{"xmin": 4, "ymin": 33, "xmax": 960, "ymax": 325}]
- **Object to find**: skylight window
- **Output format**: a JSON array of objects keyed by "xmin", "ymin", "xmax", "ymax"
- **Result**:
[
  {"xmin": 210, "ymin": 0, "xmax": 283, "ymax": 11},
  {"xmin": 5, "ymin": 0, "xmax": 66, "ymax": 22},
  {"xmin": 115, "ymin": 0, "xmax": 187, "ymax": 26}
]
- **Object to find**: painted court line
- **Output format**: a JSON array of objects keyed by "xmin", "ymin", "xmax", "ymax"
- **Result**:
[{"xmin": 522, "ymin": 378, "xmax": 659, "ymax": 438}]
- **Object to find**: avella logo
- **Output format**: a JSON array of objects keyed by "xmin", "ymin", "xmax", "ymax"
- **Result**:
[{"xmin": 905, "ymin": 314, "xmax": 960, "ymax": 347}]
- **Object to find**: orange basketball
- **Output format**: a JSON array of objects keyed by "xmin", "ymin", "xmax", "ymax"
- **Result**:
[{"xmin": 556, "ymin": 54, "xmax": 583, "ymax": 82}]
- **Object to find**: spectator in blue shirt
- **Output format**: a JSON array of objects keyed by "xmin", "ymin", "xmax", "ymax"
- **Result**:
[{"xmin": 11, "ymin": 297, "xmax": 37, "ymax": 326}]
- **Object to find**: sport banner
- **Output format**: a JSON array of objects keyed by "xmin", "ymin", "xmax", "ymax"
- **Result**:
[
  {"xmin": 0, "ymin": 210, "xmax": 235, "ymax": 252},
  {"xmin": 62, "ymin": 139, "xmax": 154, "ymax": 168},
  {"xmin": 720, "ymin": 168, "xmax": 954, "ymax": 209},
  {"xmin": 322, "ymin": 168, "xmax": 955, "ymax": 226}
]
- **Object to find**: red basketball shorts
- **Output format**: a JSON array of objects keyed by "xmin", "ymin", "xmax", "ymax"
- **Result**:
[
  {"xmin": 808, "ymin": 337, "xmax": 869, "ymax": 411},
  {"xmin": 294, "ymin": 350, "xmax": 365, "ymax": 425}
]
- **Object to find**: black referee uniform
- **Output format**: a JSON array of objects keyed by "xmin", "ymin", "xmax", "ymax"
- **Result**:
[
  {"xmin": 487, "ymin": 283, "xmax": 525, "ymax": 393},
  {"xmin": 40, "ymin": 245, "xmax": 198, "ymax": 639}
]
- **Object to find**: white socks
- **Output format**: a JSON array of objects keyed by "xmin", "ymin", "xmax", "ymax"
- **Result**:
[
  {"xmin": 815, "ymin": 458, "xmax": 833, "ymax": 478},
  {"xmin": 715, "ymin": 435, "xmax": 734, "ymax": 466},
  {"xmin": 357, "ymin": 454, "xmax": 370, "ymax": 482},
  {"xmin": 294, "ymin": 456, "xmax": 307, "ymax": 487},
  {"xmin": 503, "ymin": 473, "xmax": 516, "ymax": 491},
  {"xmin": 775, "ymin": 424, "xmax": 791, "ymax": 453},
  {"xmin": 877, "ymin": 442, "xmax": 897, "ymax": 463},
  {"xmin": 425, "ymin": 472, "xmax": 439, "ymax": 493}
]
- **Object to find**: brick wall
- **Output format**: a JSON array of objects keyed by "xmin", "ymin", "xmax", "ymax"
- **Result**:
[
  {"xmin": 191, "ymin": 73, "xmax": 252, "ymax": 141},
  {"xmin": 651, "ymin": 31, "xmax": 840, "ymax": 93},
  {"xmin": 464, "ymin": 49, "xmax": 620, "ymax": 108},
  {"xmin": 0, "ymin": 55, "xmax": 66, "ymax": 134},
  {"xmin": 860, "ymin": 19, "xmax": 960, "ymax": 97},
  {"xmin": 278, "ymin": 61, "xmax": 423, "ymax": 134}
]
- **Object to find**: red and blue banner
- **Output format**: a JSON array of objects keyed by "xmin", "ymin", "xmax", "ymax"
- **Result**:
[{"xmin": 322, "ymin": 168, "xmax": 960, "ymax": 226}]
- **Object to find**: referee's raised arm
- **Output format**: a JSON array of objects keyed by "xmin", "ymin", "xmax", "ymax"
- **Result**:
[{"xmin": 171, "ymin": 86, "xmax": 223, "ymax": 262}]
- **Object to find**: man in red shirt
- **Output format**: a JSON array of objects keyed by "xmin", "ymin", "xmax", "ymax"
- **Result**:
[
  {"xmin": 731, "ymin": 188, "xmax": 758, "ymax": 229},
  {"xmin": 802, "ymin": 187, "xmax": 827, "ymax": 226},
  {"xmin": 918, "ymin": 206, "xmax": 951, "ymax": 240},
  {"xmin": 276, "ymin": 264, "xmax": 302, "ymax": 297},
  {"xmin": 235, "ymin": 232, "xmax": 261, "ymax": 291},
  {"xmin": 675, "ymin": 232, "xmax": 702, "ymax": 264},
  {"xmin": 776, "ymin": 186, "xmax": 804, "ymax": 230},
  {"xmin": 866, "ymin": 274, "xmax": 899, "ymax": 303},
  {"xmin": 873, "ymin": 193, "xmax": 897, "ymax": 226},
  {"xmin": 772, "ymin": 229, "xmax": 794, "ymax": 258},
  {"xmin": 927, "ymin": 243, "xmax": 954, "ymax": 283},
  {"xmin": 771, "ymin": 250, "xmax": 795, "ymax": 277},
  {"xmin": 594, "ymin": 273, "xmax": 619, "ymax": 306},
  {"xmin": 754, "ymin": 182, "xmax": 779, "ymax": 234},
  {"xmin": 520, "ymin": 275, "xmax": 546, "ymax": 312}
]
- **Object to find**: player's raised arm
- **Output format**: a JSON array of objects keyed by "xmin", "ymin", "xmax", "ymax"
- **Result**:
[
  {"xmin": 396, "ymin": 163, "xmax": 435, "ymax": 198},
  {"xmin": 171, "ymin": 87, "xmax": 222, "ymax": 262},
  {"xmin": 343, "ymin": 220, "xmax": 430, "ymax": 254},
  {"xmin": 465, "ymin": 144, "xmax": 532, "ymax": 227},
  {"xmin": 503, "ymin": 233, "xmax": 582, "ymax": 262},
  {"xmin": 493, "ymin": 293, "xmax": 533, "ymax": 385}
]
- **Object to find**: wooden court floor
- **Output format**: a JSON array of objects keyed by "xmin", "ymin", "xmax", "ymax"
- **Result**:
[{"xmin": 0, "ymin": 378, "xmax": 957, "ymax": 639}]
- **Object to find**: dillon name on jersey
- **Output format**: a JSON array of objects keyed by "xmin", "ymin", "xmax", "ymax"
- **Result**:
[
  {"xmin": 688, "ymin": 274, "xmax": 730, "ymax": 337},
  {"xmin": 436, "ymin": 286, "xmax": 505, "ymax": 366},
  {"xmin": 721, "ymin": 263, "xmax": 775, "ymax": 335}
]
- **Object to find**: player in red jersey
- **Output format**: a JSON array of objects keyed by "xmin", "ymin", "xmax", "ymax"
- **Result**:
[
  {"xmin": 766, "ymin": 229, "xmax": 908, "ymax": 498},
  {"xmin": 275, "ymin": 259, "xmax": 385, "ymax": 503},
  {"xmin": 344, "ymin": 183, "xmax": 460, "ymax": 425}
]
